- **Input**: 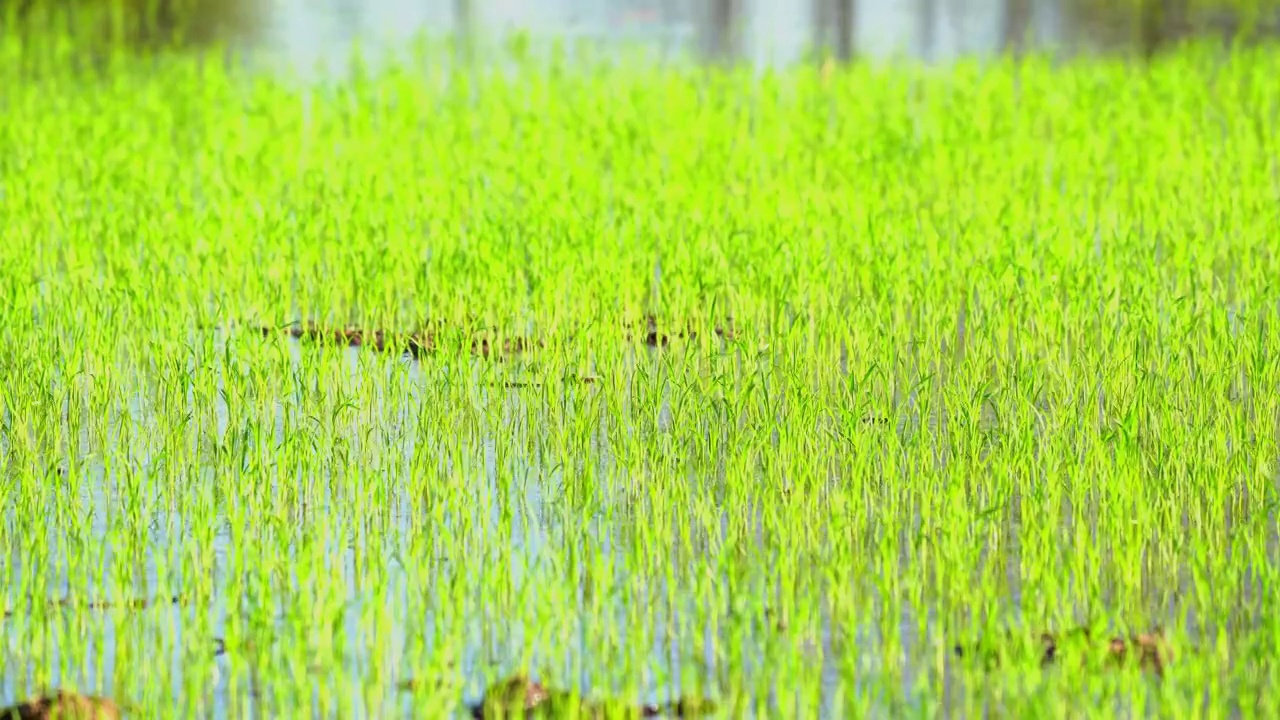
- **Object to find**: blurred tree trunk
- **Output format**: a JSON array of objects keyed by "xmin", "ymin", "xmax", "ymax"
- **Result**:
[
  {"xmin": 1000, "ymin": 0, "xmax": 1032, "ymax": 55},
  {"xmin": 1137, "ymin": 0, "xmax": 1166, "ymax": 57},
  {"xmin": 812, "ymin": 0, "xmax": 830, "ymax": 59},
  {"xmin": 834, "ymin": 0, "xmax": 855, "ymax": 61},
  {"xmin": 918, "ymin": 0, "xmax": 937, "ymax": 58},
  {"xmin": 708, "ymin": 0, "xmax": 736, "ymax": 62},
  {"xmin": 1138, "ymin": 0, "xmax": 1188, "ymax": 58},
  {"xmin": 811, "ymin": 0, "xmax": 856, "ymax": 63}
]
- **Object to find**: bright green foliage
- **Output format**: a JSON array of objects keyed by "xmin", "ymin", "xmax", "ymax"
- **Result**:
[{"xmin": 0, "ymin": 39, "xmax": 1278, "ymax": 718}]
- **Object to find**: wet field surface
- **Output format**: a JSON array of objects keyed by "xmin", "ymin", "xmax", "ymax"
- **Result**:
[
  {"xmin": 3, "ymin": 314, "xmax": 1266, "ymax": 718},
  {"xmin": 2, "ymin": 323, "xmax": 837, "ymax": 717}
]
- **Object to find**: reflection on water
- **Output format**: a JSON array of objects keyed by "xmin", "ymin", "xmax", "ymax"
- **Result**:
[
  {"xmin": 3, "ymin": 307, "xmax": 1276, "ymax": 717},
  {"xmin": 257, "ymin": 0, "xmax": 1068, "ymax": 75},
  {"xmin": 0, "ymin": 331, "xmax": 862, "ymax": 717}
]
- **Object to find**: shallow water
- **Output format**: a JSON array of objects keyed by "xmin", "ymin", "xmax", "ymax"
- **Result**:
[
  {"xmin": 0, "ymin": 331, "xmax": 842, "ymax": 716},
  {"xmin": 3, "ymin": 313, "xmax": 1276, "ymax": 716}
]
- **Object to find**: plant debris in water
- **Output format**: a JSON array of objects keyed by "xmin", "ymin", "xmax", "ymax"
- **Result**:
[
  {"xmin": 953, "ymin": 627, "xmax": 1175, "ymax": 676},
  {"xmin": 0, "ymin": 691, "xmax": 121, "ymax": 720},
  {"xmin": 2, "ymin": 594, "xmax": 184, "ymax": 618},
  {"xmin": 235, "ymin": 315, "xmax": 737, "ymax": 358},
  {"xmin": 467, "ymin": 675, "xmax": 717, "ymax": 719}
]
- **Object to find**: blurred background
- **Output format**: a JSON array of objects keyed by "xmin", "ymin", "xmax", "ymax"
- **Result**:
[{"xmin": 2, "ymin": 0, "xmax": 1279, "ymax": 72}]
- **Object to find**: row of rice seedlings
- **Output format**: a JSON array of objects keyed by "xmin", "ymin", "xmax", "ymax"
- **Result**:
[{"xmin": 2, "ymin": 34, "xmax": 1280, "ymax": 717}]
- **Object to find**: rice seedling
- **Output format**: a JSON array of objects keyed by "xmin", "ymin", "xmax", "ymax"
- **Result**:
[{"xmin": 1, "ymin": 11, "xmax": 1278, "ymax": 718}]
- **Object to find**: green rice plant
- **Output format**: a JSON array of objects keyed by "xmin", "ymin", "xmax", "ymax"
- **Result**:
[{"xmin": 0, "ymin": 25, "xmax": 1279, "ymax": 719}]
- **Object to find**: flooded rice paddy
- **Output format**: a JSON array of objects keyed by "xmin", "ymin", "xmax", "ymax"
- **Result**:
[
  {"xmin": 3, "ymin": 315, "xmax": 1274, "ymax": 717},
  {"xmin": 3, "ymin": 25, "xmax": 1280, "ymax": 719}
]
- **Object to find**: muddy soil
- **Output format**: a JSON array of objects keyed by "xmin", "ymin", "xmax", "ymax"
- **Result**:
[
  {"xmin": 0, "ymin": 691, "xmax": 121, "ymax": 720},
  {"xmin": 394, "ymin": 674, "xmax": 717, "ymax": 719},
  {"xmin": 225, "ymin": 315, "xmax": 737, "ymax": 359},
  {"xmin": 257, "ymin": 323, "xmax": 544, "ymax": 359},
  {"xmin": 626, "ymin": 315, "xmax": 737, "ymax": 348},
  {"xmin": 469, "ymin": 675, "xmax": 717, "ymax": 719}
]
